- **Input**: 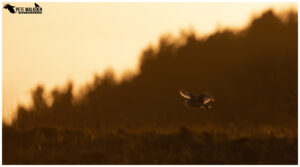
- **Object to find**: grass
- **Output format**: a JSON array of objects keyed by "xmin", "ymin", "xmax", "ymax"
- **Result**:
[{"xmin": 3, "ymin": 125, "xmax": 297, "ymax": 164}]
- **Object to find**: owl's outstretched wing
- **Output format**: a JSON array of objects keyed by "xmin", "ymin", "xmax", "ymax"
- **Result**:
[
  {"xmin": 179, "ymin": 90, "xmax": 194, "ymax": 99},
  {"xmin": 203, "ymin": 96, "xmax": 212, "ymax": 104}
]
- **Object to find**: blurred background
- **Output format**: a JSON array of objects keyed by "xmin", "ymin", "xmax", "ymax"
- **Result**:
[{"xmin": 2, "ymin": 2, "xmax": 298, "ymax": 164}]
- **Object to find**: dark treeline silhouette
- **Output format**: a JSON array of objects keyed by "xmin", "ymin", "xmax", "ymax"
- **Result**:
[
  {"xmin": 11, "ymin": 9, "xmax": 297, "ymax": 131},
  {"xmin": 3, "ymin": 9, "xmax": 298, "ymax": 164}
]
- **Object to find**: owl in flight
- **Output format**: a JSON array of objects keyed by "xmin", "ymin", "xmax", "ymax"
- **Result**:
[{"xmin": 180, "ymin": 90, "xmax": 214, "ymax": 109}]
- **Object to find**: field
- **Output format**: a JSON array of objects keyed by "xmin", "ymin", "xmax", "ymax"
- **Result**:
[{"xmin": 3, "ymin": 125, "xmax": 297, "ymax": 164}]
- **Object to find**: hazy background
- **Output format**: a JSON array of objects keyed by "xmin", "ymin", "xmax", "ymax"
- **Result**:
[{"xmin": 3, "ymin": 2, "xmax": 297, "ymax": 124}]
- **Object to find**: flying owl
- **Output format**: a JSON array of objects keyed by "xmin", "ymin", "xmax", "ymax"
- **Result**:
[{"xmin": 180, "ymin": 90, "xmax": 214, "ymax": 109}]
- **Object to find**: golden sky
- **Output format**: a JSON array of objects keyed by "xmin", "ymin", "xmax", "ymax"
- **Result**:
[{"xmin": 2, "ymin": 2, "xmax": 297, "ymax": 124}]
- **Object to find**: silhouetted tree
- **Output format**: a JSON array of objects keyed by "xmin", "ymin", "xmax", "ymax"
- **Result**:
[{"xmin": 32, "ymin": 85, "xmax": 48, "ymax": 112}]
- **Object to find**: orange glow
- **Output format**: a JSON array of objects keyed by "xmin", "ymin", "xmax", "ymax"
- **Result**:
[{"xmin": 3, "ymin": 2, "xmax": 297, "ymax": 124}]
